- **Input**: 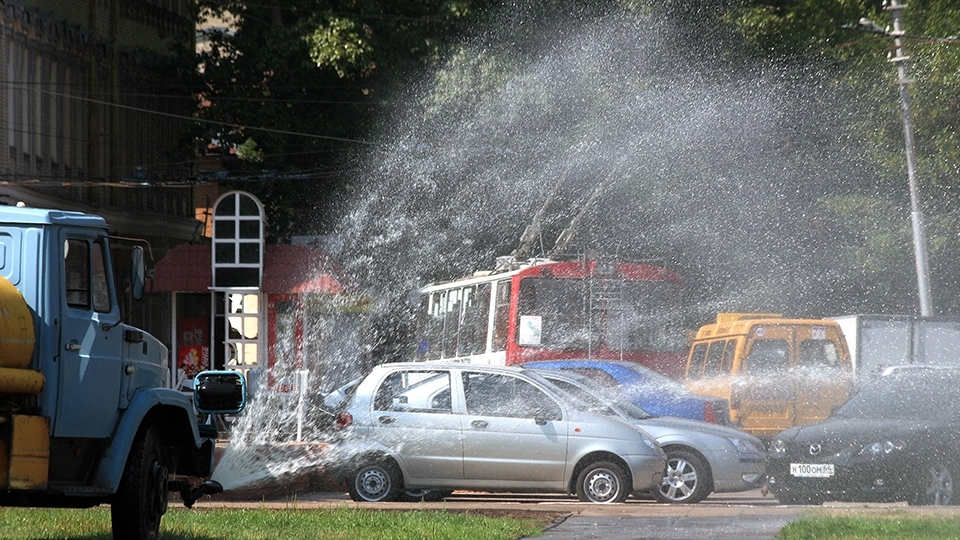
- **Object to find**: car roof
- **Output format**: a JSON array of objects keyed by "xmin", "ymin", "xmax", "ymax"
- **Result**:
[
  {"xmin": 520, "ymin": 360, "xmax": 663, "ymax": 380},
  {"xmin": 530, "ymin": 367, "xmax": 593, "ymax": 382},
  {"xmin": 878, "ymin": 364, "xmax": 960, "ymax": 377}
]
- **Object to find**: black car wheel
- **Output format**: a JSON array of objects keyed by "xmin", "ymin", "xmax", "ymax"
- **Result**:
[
  {"xmin": 576, "ymin": 461, "xmax": 629, "ymax": 503},
  {"xmin": 654, "ymin": 450, "xmax": 711, "ymax": 504},
  {"xmin": 911, "ymin": 461, "xmax": 955, "ymax": 506},
  {"xmin": 347, "ymin": 459, "xmax": 401, "ymax": 502}
]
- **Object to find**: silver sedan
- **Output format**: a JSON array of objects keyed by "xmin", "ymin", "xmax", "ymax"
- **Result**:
[{"xmin": 535, "ymin": 369, "xmax": 766, "ymax": 504}]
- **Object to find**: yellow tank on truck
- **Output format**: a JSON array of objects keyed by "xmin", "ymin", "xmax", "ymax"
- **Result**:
[{"xmin": 0, "ymin": 275, "xmax": 43, "ymax": 394}]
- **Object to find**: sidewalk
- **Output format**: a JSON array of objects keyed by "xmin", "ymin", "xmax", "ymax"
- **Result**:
[{"xmin": 536, "ymin": 511, "xmax": 801, "ymax": 540}]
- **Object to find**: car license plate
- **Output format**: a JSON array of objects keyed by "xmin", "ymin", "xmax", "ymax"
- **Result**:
[{"xmin": 790, "ymin": 463, "xmax": 834, "ymax": 478}]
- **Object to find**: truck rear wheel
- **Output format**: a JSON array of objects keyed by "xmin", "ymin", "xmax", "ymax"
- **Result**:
[{"xmin": 112, "ymin": 427, "xmax": 168, "ymax": 540}]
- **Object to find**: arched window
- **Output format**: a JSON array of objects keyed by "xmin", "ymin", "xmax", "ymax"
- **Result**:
[
  {"xmin": 212, "ymin": 191, "xmax": 265, "ymax": 375},
  {"xmin": 212, "ymin": 191, "xmax": 264, "ymax": 288}
]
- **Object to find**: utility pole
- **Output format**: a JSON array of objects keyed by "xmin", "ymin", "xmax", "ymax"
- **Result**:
[
  {"xmin": 889, "ymin": 0, "xmax": 934, "ymax": 316},
  {"xmin": 864, "ymin": 1, "xmax": 933, "ymax": 315}
]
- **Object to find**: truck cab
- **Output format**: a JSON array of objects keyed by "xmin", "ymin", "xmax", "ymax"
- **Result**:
[{"xmin": 0, "ymin": 207, "xmax": 244, "ymax": 539}]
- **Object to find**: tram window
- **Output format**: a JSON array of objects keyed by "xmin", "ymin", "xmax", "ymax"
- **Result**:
[
  {"xmin": 687, "ymin": 343, "xmax": 708, "ymax": 380},
  {"xmin": 442, "ymin": 289, "xmax": 461, "ymax": 358},
  {"xmin": 492, "ymin": 280, "xmax": 511, "ymax": 352},
  {"xmin": 616, "ymin": 282, "xmax": 683, "ymax": 352},
  {"xmin": 417, "ymin": 292, "xmax": 444, "ymax": 360},
  {"xmin": 458, "ymin": 285, "xmax": 490, "ymax": 356},
  {"xmin": 518, "ymin": 277, "xmax": 595, "ymax": 350}
]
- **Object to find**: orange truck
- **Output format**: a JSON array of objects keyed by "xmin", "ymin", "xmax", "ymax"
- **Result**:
[{"xmin": 684, "ymin": 313, "xmax": 854, "ymax": 440}]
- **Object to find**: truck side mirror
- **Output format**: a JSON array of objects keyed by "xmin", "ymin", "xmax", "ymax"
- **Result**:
[
  {"xmin": 131, "ymin": 246, "xmax": 145, "ymax": 300},
  {"xmin": 193, "ymin": 370, "xmax": 247, "ymax": 415}
]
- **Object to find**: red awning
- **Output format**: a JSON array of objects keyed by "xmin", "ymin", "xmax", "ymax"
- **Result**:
[{"xmin": 150, "ymin": 243, "xmax": 359, "ymax": 295}]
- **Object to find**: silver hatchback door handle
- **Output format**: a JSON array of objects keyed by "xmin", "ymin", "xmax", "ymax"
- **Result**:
[
  {"xmin": 471, "ymin": 420, "xmax": 488, "ymax": 429},
  {"xmin": 378, "ymin": 416, "xmax": 395, "ymax": 424}
]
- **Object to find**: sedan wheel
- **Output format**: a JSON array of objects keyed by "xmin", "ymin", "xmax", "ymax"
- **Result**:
[
  {"xmin": 347, "ymin": 460, "xmax": 401, "ymax": 502},
  {"xmin": 912, "ymin": 462, "xmax": 954, "ymax": 506},
  {"xmin": 576, "ymin": 461, "xmax": 629, "ymax": 504},
  {"xmin": 654, "ymin": 450, "xmax": 711, "ymax": 504}
]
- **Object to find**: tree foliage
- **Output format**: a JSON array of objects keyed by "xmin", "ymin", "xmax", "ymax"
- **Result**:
[
  {"xmin": 194, "ymin": 1, "xmax": 494, "ymax": 240},
  {"xmin": 725, "ymin": 0, "xmax": 960, "ymax": 313},
  {"xmin": 194, "ymin": 0, "xmax": 960, "ymax": 319}
]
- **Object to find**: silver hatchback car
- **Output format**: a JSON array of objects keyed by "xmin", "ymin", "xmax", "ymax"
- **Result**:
[
  {"xmin": 333, "ymin": 363, "xmax": 666, "ymax": 503},
  {"xmin": 535, "ymin": 369, "xmax": 766, "ymax": 504}
]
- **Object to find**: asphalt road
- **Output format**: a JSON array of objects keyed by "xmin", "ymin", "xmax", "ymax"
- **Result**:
[{"xmin": 192, "ymin": 487, "xmax": 960, "ymax": 540}]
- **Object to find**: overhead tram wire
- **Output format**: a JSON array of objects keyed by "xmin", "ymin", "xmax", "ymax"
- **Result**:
[{"xmin": 30, "ymin": 87, "xmax": 373, "ymax": 145}]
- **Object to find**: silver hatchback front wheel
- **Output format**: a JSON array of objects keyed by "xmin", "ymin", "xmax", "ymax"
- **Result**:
[{"xmin": 576, "ymin": 461, "xmax": 629, "ymax": 503}]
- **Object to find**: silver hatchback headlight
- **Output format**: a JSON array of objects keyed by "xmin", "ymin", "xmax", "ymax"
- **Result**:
[
  {"xmin": 729, "ymin": 437, "xmax": 762, "ymax": 454},
  {"xmin": 637, "ymin": 430, "xmax": 662, "ymax": 453}
]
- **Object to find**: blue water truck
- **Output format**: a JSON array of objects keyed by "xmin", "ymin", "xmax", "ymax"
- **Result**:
[{"xmin": 0, "ymin": 206, "xmax": 245, "ymax": 539}]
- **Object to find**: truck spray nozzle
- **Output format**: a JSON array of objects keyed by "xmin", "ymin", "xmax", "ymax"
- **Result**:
[{"xmin": 180, "ymin": 480, "xmax": 224, "ymax": 508}]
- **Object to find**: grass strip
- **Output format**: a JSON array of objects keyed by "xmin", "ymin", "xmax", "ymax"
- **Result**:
[
  {"xmin": 778, "ymin": 513, "xmax": 960, "ymax": 540},
  {"xmin": 0, "ymin": 506, "xmax": 547, "ymax": 540}
]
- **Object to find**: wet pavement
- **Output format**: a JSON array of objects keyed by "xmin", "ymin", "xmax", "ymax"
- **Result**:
[{"xmin": 535, "ymin": 508, "xmax": 801, "ymax": 540}]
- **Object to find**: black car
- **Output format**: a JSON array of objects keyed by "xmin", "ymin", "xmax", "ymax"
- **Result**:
[{"xmin": 766, "ymin": 365, "xmax": 960, "ymax": 506}]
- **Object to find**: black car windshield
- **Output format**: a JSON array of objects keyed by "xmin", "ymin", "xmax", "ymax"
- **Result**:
[{"xmin": 836, "ymin": 369, "xmax": 960, "ymax": 420}]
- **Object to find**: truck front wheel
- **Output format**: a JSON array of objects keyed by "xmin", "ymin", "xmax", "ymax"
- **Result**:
[{"xmin": 112, "ymin": 427, "xmax": 168, "ymax": 540}]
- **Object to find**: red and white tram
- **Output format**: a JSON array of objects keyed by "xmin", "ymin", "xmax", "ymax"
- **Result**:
[{"xmin": 413, "ymin": 256, "xmax": 689, "ymax": 379}]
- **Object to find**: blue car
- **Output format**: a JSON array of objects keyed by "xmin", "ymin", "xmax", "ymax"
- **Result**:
[{"xmin": 522, "ymin": 360, "xmax": 731, "ymax": 425}]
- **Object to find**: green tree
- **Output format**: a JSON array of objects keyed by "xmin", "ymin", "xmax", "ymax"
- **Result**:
[
  {"xmin": 727, "ymin": 0, "xmax": 960, "ymax": 314},
  {"xmin": 195, "ymin": 1, "xmax": 494, "ymax": 240}
]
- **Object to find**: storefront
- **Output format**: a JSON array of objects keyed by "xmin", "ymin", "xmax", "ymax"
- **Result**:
[{"xmin": 150, "ymin": 191, "xmax": 370, "ymax": 397}]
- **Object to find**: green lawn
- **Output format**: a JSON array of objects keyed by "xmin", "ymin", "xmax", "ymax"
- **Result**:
[
  {"xmin": 0, "ymin": 507, "xmax": 546, "ymax": 540},
  {"xmin": 6, "ymin": 506, "xmax": 960, "ymax": 540},
  {"xmin": 777, "ymin": 514, "xmax": 960, "ymax": 540}
]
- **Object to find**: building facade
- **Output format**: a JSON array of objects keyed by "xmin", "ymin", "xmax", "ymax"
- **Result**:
[
  {"xmin": 1, "ymin": 0, "xmax": 201, "ymax": 230},
  {"xmin": 152, "ymin": 192, "xmax": 371, "ymax": 408},
  {"xmin": 1, "ymin": 0, "xmax": 211, "ymax": 347}
]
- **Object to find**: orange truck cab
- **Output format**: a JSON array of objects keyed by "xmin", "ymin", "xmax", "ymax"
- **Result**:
[{"xmin": 684, "ymin": 313, "xmax": 854, "ymax": 441}]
